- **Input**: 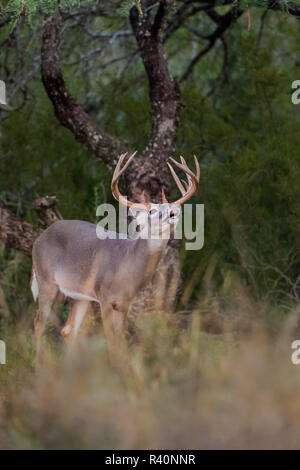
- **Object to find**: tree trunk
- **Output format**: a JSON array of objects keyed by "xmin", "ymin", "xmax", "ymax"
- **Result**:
[
  {"xmin": 41, "ymin": 2, "xmax": 182, "ymax": 315},
  {"xmin": 1, "ymin": 1, "xmax": 182, "ymax": 317}
]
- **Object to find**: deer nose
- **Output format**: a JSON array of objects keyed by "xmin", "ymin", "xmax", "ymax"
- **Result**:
[{"xmin": 169, "ymin": 208, "xmax": 179, "ymax": 218}]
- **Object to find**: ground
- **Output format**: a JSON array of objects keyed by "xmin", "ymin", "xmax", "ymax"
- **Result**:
[{"xmin": 0, "ymin": 305, "xmax": 300, "ymax": 450}]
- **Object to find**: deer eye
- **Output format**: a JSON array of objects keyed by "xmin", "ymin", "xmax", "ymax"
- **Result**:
[{"xmin": 149, "ymin": 209, "xmax": 158, "ymax": 215}]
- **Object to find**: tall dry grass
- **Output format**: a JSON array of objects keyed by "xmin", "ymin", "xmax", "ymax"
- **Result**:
[{"xmin": 1, "ymin": 300, "xmax": 300, "ymax": 450}]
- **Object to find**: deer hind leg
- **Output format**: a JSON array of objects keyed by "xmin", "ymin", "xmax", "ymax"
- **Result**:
[
  {"xmin": 61, "ymin": 299, "xmax": 89, "ymax": 345},
  {"xmin": 101, "ymin": 300, "xmax": 128, "ymax": 353},
  {"xmin": 113, "ymin": 308, "xmax": 127, "ymax": 339},
  {"xmin": 100, "ymin": 300, "xmax": 132, "ymax": 375},
  {"xmin": 34, "ymin": 282, "xmax": 59, "ymax": 366}
]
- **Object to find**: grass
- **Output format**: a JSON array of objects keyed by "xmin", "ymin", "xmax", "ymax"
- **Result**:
[{"xmin": 1, "ymin": 303, "xmax": 300, "ymax": 450}]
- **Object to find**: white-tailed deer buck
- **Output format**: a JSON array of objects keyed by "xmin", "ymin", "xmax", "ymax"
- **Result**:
[{"xmin": 31, "ymin": 153, "xmax": 200, "ymax": 362}]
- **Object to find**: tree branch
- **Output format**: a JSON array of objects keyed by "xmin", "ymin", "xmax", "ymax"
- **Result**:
[
  {"xmin": 0, "ymin": 14, "xmax": 12, "ymax": 28},
  {"xmin": 41, "ymin": 14, "xmax": 128, "ymax": 171},
  {"xmin": 176, "ymin": 0, "xmax": 300, "ymax": 19},
  {"xmin": 267, "ymin": 0, "xmax": 300, "ymax": 18},
  {"xmin": 181, "ymin": 5, "xmax": 242, "ymax": 82},
  {"xmin": 180, "ymin": 42, "xmax": 215, "ymax": 82},
  {"xmin": 128, "ymin": 0, "xmax": 181, "ymax": 201},
  {"xmin": 0, "ymin": 196, "xmax": 60, "ymax": 257}
]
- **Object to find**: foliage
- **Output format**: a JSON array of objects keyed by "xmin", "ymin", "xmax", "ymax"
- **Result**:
[
  {"xmin": 0, "ymin": 3, "xmax": 300, "ymax": 317},
  {"xmin": 0, "ymin": 310, "xmax": 300, "ymax": 449},
  {"xmin": 176, "ymin": 16, "xmax": 300, "ymax": 308},
  {"xmin": 0, "ymin": 0, "xmax": 300, "ymax": 451},
  {"xmin": 0, "ymin": 0, "xmax": 144, "ymax": 29},
  {"xmin": 1, "ymin": 0, "xmax": 299, "ymax": 31},
  {"xmin": 238, "ymin": 0, "xmax": 293, "ymax": 10},
  {"xmin": 118, "ymin": 0, "xmax": 136, "ymax": 18}
]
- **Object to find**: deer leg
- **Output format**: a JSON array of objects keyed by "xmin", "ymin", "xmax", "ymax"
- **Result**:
[
  {"xmin": 49, "ymin": 291, "xmax": 66, "ymax": 331},
  {"xmin": 100, "ymin": 303, "xmax": 115, "ymax": 351},
  {"xmin": 113, "ymin": 308, "xmax": 127, "ymax": 341},
  {"xmin": 61, "ymin": 299, "xmax": 89, "ymax": 345},
  {"xmin": 101, "ymin": 301, "xmax": 128, "ymax": 358},
  {"xmin": 34, "ymin": 283, "xmax": 58, "ymax": 366}
]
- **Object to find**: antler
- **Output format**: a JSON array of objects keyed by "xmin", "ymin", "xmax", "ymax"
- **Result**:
[
  {"xmin": 111, "ymin": 152, "xmax": 150, "ymax": 210},
  {"xmin": 112, "ymin": 152, "xmax": 200, "ymax": 209},
  {"xmin": 167, "ymin": 155, "xmax": 200, "ymax": 205}
]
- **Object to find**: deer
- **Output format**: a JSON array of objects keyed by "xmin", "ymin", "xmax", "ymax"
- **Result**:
[{"xmin": 31, "ymin": 152, "xmax": 200, "ymax": 363}]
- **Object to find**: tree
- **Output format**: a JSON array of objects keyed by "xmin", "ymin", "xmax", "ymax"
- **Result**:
[{"xmin": 0, "ymin": 0, "xmax": 299, "ymax": 311}]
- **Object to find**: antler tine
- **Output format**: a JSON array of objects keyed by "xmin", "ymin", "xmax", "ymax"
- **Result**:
[
  {"xmin": 167, "ymin": 162, "xmax": 186, "ymax": 196},
  {"xmin": 111, "ymin": 153, "xmax": 126, "ymax": 183},
  {"xmin": 161, "ymin": 188, "xmax": 168, "ymax": 204},
  {"xmin": 119, "ymin": 151, "xmax": 137, "ymax": 175},
  {"xmin": 169, "ymin": 157, "xmax": 197, "ymax": 182},
  {"xmin": 194, "ymin": 155, "xmax": 200, "ymax": 181},
  {"xmin": 179, "ymin": 156, "xmax": 194, "ymax": 190},
  {"xmin": 180, "ymin": 155, "xmax": 187, "ymax": 166},
  {"xmin": 180, "ymin": 155, "xmax": 200, "ymax": 183},
  {"xmin": 167, "ymin": 155, "xmax": 194, "ymax": 197},
  {"xmin": 167, "ymin": 155, "xmax": 200, "ymax": 205},
  {"xmin": 116, "ymin": 152, "xmax": 127, "ymax": 169},
  {"xmin": 112, "ymin": 151, "xmax": 137, "ymax": 183},
  {"xmin": 111, "ymin": 151, "xmax": 149, "ymax": 210},
  {"xmin": 181, "ymin": 179, "xmax": 189, "ymax": 191}
]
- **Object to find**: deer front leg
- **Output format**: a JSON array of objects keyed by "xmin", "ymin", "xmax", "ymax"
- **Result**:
[{"xmin": 61, "ymin": 299, "xmax": 89, "ymax": 345}]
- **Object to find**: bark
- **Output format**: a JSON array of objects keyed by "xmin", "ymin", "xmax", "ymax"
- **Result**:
[
  {"xmin": 127, "ymin": 1, "xmax": 182, "ymax": 314},
  {"xmin": 0, "ymin": 200, "xmax": 40, "ymax": 257},
  {"xmin": 128, "ymin": 0, "xmax": 181, "ymax": 203},
  {"xmin": 0, "ymin": 197, "xmax": 61, "ymax": 257},
  {"xmin": 41, "ymin": 14, "xmax": 128, "ymax": 171},
  {"xmin": 41, "ymin": 5, "xmax": 181, "ymax": 202}
]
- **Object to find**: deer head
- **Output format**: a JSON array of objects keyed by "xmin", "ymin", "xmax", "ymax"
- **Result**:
[{"xmin": 111, "ymin": 152, "xmax": 200, "ymax": 239}]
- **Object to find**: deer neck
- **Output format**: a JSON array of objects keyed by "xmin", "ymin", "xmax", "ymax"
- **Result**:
[
  {"xmin": 145, "ymin": 237, "xmax": 169, "ymax": 254},
  {"xmin": 134, "ymin": 237, "xmax": 168, "ymax": 283}
]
